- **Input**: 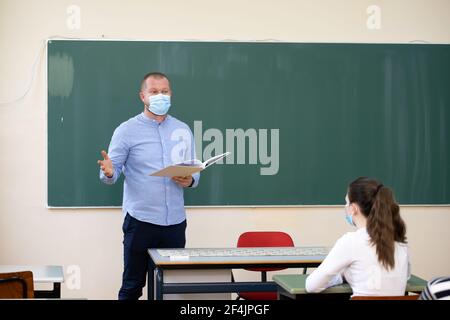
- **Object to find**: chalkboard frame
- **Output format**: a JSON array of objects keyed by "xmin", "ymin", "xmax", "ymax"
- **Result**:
[{"xmin": 47, "ymin": 40, "xmax": 450, "ymax": 207}]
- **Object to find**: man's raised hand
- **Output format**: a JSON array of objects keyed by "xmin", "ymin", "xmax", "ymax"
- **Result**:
[{"xmin": 97, "ymin": 150, "xmax": 114, "ymax": 178}]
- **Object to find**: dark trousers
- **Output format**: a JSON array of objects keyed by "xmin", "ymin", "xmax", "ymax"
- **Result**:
[{"xmin": 118, "ymin": 213, "xmax": 186, "ymax": 300}]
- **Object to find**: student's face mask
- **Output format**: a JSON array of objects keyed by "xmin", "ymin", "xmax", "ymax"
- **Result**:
[
  {"xmin": 345, "ymin": 200, "xmax": 356, "ymax": 227},
  {"xmin": 148, "ymin": 94, "xmax": 171, "ymax": 115}
]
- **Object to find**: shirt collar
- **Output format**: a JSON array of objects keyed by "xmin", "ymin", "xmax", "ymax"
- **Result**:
[
  {"xmin": 356, "ymin": 227, "xmax": 369, "ymax": 237},
  {"xmin": 138, "ymin": 112, "xmax": 171, "ymax": 127}
]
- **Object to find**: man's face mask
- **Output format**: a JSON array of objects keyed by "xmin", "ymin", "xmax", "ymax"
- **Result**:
[{"xmin": 148, "ymin": 94, "xmax": 171, "ymax": 115}]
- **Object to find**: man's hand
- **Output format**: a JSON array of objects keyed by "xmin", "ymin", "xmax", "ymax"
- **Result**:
[
  {"xmin": 97, "ymin": 150, "xmax": 114, "ymax": 178},
  {"xmin": 172, "ymin": 175, "xmax": 193, "ymax": 188}
]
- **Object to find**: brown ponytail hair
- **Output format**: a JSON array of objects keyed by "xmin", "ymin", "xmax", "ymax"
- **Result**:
[{"xmin": 348, "ymin": 177, "xmax": 407, "ymax": 270}]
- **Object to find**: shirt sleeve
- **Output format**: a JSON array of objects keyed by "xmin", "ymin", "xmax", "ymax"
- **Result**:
[
  {"xmin": 99, "ymin": 125, "xmax": 129, "ymax": 185},
  {"xmin": 305, "ymin": 233, "xmax": 353, "ymax": 293}
]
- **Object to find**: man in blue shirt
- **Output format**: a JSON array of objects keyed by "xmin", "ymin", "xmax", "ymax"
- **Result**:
[{"xmin": 97, "ymin": 72, "xmax": 200, "ymax": 300}]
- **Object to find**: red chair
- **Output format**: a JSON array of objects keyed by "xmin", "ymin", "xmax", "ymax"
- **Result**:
[{"xmin": 234, "ymin": 231, "xmax": 295, "ymax": 300}]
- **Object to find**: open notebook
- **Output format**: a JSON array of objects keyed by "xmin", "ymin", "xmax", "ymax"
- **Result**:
[{"xmin": 150, "ymin": 152, "xmax": 230, "ymax": 177}]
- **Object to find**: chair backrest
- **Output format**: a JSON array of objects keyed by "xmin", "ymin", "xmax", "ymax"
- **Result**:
[
  {"xmin": 237, "ymin": 231, "xmax": 294, "ymax": 248},
  {"xmin": 237, "ymin": 231, "xmax": 295, "ymax": 272},
  {"xmin": 351, "ymin": 295, "xmax": 419, "ymax": 300},
  {"xmin": 0, "ymin": 271, "xmax": 34, "ymax": 299}
]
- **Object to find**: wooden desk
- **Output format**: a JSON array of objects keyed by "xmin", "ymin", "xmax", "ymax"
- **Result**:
[
  {"xmin": 147, "ymin": 247, "xmax": 328, "ymax": 300},
  {"xmin": 273, "ymin": 274, "xmax": 427, "ymax": 300},
  {"xmin": 0, "ymin": 265, "xmax": 64, "ymax": 298}
]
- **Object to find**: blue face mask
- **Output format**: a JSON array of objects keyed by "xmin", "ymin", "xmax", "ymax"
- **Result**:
[
  {"xmin": 345, "ymin": 213, "xmax": 354, "ymax": 226},
  {"xmin": 148, "ymin": 94, "xmax": 171, "ymax": 115},
  {"xmin": 345, "ymin": 204, "xmax": 355, "ymax": 227}
]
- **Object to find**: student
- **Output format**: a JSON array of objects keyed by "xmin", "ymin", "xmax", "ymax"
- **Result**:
[
  {"xmin": 306, "ymin": 177, "xmax": 410, "ymax": 296},
  {"xmin": 420, "ymin": 276, "xmax": 450, "ymax": 300}
]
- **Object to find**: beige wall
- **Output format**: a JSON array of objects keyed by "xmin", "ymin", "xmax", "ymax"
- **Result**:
[{"xmin": 0, "ymin": 0, "xmax": 449, "ymax": 299}]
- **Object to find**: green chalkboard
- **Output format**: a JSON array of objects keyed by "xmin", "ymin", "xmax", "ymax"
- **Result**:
[{"xmin": 48, "ymin": 40, "xmax": 450, "ymax": 206}]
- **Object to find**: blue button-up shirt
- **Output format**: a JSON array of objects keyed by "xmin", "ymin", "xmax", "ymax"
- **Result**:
[{"xmin": 99, "ymin": 112, "xmax": 200, "ymax": 225}]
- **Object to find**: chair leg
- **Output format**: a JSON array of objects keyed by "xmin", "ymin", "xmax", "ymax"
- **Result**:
[
  {"xmin": 303, "ymin": 267, "xmax": 307, "ymax": 274},
  {"xmin": 261, "ymin": 271, "xmax": 267, "ymax": 282}
]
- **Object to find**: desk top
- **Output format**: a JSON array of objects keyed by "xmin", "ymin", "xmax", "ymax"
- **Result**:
[
  {"xmin": 272, "ymin": 274, "xmax": 428, "ymax": 295},
  {"xmin": 0, "ymin": 265, "xmax": 64, "ymax": 283},
  {"xmin": 148, "ymin": 247, "xmax": 328, "ymax": 266}
]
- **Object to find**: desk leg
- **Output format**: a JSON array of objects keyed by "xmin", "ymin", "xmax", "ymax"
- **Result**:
[
  {"xmin": 34, "ymin": 282, "xmax": 61, "ymax": 299},
  {"xmin": 147, "ymin": 259, "xmax": 155, "ymax": 300},
  {"xmin": 54, "ymin": 283, "xmax": 61, "ymax": 298},
  {"xmin": 155, "ymin": 267, "xmax": 163, "ymax": 300}
]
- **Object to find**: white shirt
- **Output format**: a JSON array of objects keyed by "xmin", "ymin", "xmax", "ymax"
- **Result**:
[{"xmin": 305, "ymin": 227, "xmax": 410, "ymax": 296}]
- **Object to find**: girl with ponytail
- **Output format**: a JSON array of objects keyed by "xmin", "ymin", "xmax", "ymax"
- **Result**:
[{"xmin": 306, "ymin": 177, "xmax": 410, "ymax": 296}]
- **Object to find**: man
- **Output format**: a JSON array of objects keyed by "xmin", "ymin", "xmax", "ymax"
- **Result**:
[{"xmin": 97, "ymin": 72, "xmax": 200, "ymax": 300}]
